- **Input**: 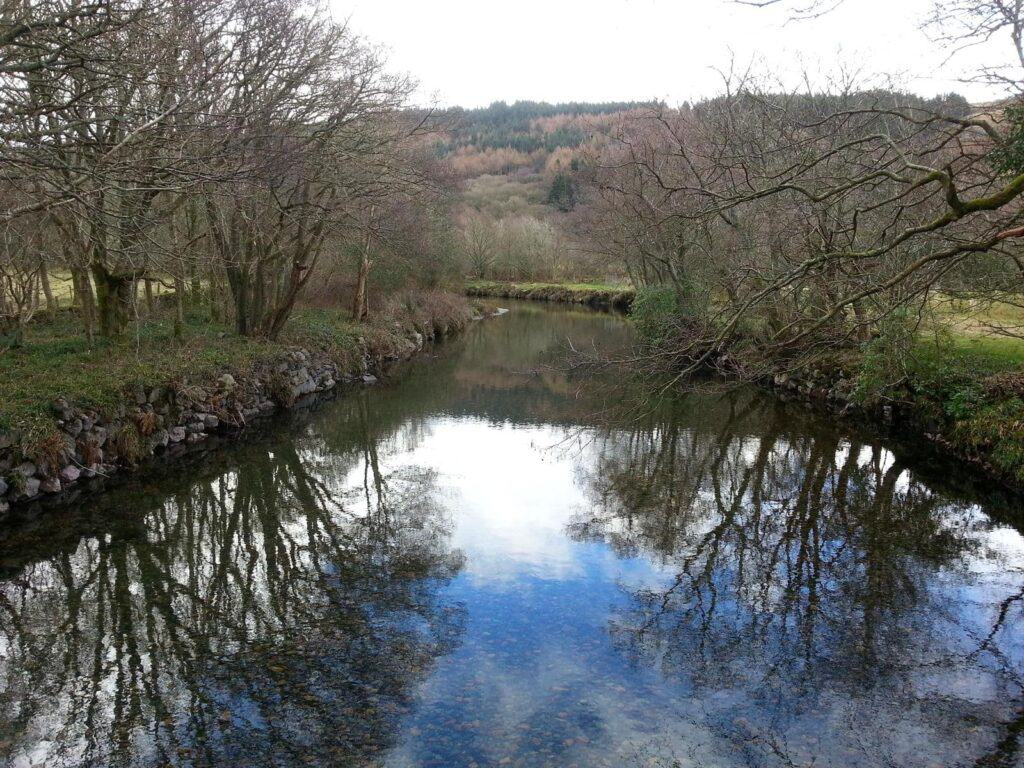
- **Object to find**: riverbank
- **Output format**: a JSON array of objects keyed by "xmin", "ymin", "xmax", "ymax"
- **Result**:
[
  {"xmin": 472, "ymin": 281, "xmax": 1024, "ymax": 493},
  {"xmin": 760, "ymin": 340, "xmax": 1024, "ymax": 493},
  {"xmin": 645, "ymin": 324, "xmax": 1024, "ymax": 493},
  {"xmin": 466, "ymin": 280, "xmax": 635, "ymax": 311},
  {"xmin": 0, "ymin": 292, "xmax": 474, "ymax": 514}
]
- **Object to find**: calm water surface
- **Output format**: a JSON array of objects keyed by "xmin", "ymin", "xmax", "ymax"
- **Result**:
[{"xmin": 1, "ymin": 302, "xmax": 1023, "ymax": 767}]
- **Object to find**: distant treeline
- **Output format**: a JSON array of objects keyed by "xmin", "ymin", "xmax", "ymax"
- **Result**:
[{"xmin": 433, "ymin": 100, "xmax": 661, "ymax": 154}]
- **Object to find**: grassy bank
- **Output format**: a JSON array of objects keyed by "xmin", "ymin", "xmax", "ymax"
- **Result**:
[
  {"xmin": 624, "ymin": 286, "xmax": 1024, "ymax": 490},
  {"xmin": 0, "ymin": 291, "xmax": 471, "ymax": 455},
  {"xmin": 465, "ymin": 280, "xmax": 635, "ymax": 310},
  {"xmin": 867, "ymin": 337, "xmax": 1024, "ymax": 485}
]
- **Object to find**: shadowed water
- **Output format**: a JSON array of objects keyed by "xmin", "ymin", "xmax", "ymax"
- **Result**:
[{"xmin": 0, "ymin": 302, "xmax": 1022, "ymax": 767}]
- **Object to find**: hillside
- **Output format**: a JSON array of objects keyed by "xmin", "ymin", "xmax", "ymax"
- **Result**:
[{"xmin": 437, "ymin": 101, "xmax": 655, "ymax": 282}]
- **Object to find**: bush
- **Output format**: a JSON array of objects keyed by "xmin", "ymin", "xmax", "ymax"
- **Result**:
[
  {"xmin": 632, "ymin": 286, "xmax": 681, "ymax": 347},
  {"xmin": 953, "ymin": 397, "xmax": 1024, "ymax": 481},
  {"xmin": 852, "ymin": 311, "xmax": 919, "ymax": 404}
]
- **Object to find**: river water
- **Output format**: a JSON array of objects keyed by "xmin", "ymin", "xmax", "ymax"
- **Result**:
[{"xmin": 1, "ymin": 302, "xmax": 1023, "ymax": 768}]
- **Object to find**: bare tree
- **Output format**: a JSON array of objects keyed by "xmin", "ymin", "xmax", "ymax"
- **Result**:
[{"xmin": 585, "ymin": 3, "xmax": 1024, "ymax": 378}]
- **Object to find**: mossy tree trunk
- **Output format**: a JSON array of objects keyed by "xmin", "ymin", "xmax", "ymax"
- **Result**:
[{"xmin": 91, "ymin": 263, "xmax": 135, "ymax": 337}]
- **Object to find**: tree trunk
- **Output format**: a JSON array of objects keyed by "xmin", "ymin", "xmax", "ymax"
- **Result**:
[
  {"xmin": 38, "ymin": 262, "xmax": 56, "ymax": 311},
  {"xmin": 0, "ymin": 288, "xmax": 19, "ymax": 349},
  {"xmin": 852, "ymin": 301, "xmax": 871, "ymax": 343},
  {"xmin": 352, "ymin": 226, "xmax": 373, "ymax": 322},
  {"xmin": 91, "ymin": 264, "xmax": 134, "ymax": 337},
  {"xmin": 209, "ymin": 267, "xmax": 223, "ymax": 323},
  {"xmin": 224, "ymin": 264, "xmax": 248, "ymax": 334},
  {"xmin": 173, "ymin": 276, "xmax": 186, "ymax": 339},
  {"xmin": 72, "ymin": 268, "xmax": 96, "ymax": 343}
]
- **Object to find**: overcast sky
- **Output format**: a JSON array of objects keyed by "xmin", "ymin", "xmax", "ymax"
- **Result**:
[{"xmin": 337, "ymin": 0, "xmax": 1015, "ymax": 108}]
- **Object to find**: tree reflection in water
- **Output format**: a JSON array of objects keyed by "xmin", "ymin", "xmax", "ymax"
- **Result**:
[
  {"xmin": 574, "ymin": 390, "xmax": 1024, "ymax": 768},
  {"xmin": 3, "ymin": 305, "xmax": 1024, "ymax": 768},
  {"xmin": 0, "ymin": 393, "xmax": 465, "ymax": 768}
]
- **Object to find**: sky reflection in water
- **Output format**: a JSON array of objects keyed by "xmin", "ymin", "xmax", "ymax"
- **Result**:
[{"xmin": 1, "ymin": 302, "xmax": 1023, "ymax": 768}]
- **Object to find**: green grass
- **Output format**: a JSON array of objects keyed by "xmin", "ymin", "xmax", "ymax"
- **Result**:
[
  {"xmin": 0, "ymin": 307, "xmax": 373, "ymax": 447},
  {"xmin": 0, "ymin": 311, "xmax": 281, "ymax": 440},
  {"xmin": 924, "ymin": 293, "xmax": 1024, "ymax": 363},
  {"xmin": 856, "ymin": 327, "xmax": 1024, "ymax": 485},
  {"xmin": 0, "ymin": 290, "xmax": 471, "ymax": 456},
  {"xmin": 467, "ymin": 279, "xmax": 631, "ymax": 293},
  {"xmin": 941, "ymin": 333, "xmax": 1024, "ymax": 366}
]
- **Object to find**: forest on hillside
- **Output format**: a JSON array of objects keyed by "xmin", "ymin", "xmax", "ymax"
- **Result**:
[{"xmin": 437, "ymin": 100, "xmax": 657, "ymax": 283}]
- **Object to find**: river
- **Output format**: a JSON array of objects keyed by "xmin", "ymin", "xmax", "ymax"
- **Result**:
[{"xmin": 1, "ymin": 301, "xmax": 1022, "ymax": 767}]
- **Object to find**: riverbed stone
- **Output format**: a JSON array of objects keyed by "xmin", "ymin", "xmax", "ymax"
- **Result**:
[
  {"xmin": 362, "ymin": 374, "xmax": 378, "ymax": 385},
  {"xmin": 186, "ymin": 421, "xmax": 205, "ymax": 434},
  {"xmin": 40, "ymin": 477, "xmax": 61, "ymax": 494},
  {"xmin": 60, "ymin": 465, "xmax": 81, "ymax": 484},
  {"xmin": 169, "ymin": 426, "xmax": 186, "ymax": 443},
  {"xmin": 0, "ymin": 478, "xmax": 7, "ymax": 497},
  {"xmin": 200, "ymin": 414, "xmax": 219, "ymax": 429},
  {"xmin": 14, "ymin": 462, "xmax": 37, "ymax": 478}
]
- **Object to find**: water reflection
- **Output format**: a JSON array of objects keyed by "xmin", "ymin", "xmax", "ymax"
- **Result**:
[
  {"xmin": 0, "ymin": 303, "xmax": 1021, "ymax": 767},
  {"xmin": 0, "ymin": 396, "xmax": 464, "ymax": 767},
  {"xmin": 577, "ymin": 391, "xmax": 1024, "ymax": 767}
]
